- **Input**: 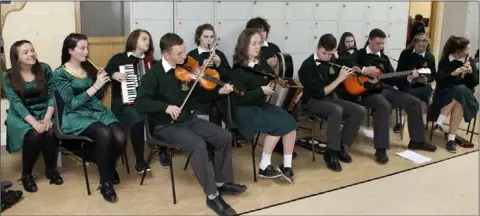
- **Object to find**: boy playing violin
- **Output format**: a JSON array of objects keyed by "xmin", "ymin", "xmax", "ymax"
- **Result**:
[{"xmin": 134, "ymin": 33, "xmax": 247, "ymax": 216}]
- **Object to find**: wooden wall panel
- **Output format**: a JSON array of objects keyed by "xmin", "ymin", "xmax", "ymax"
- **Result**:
[{"xmin": 87, "ymin": 36, "xmax": 125, "ymax": 109}]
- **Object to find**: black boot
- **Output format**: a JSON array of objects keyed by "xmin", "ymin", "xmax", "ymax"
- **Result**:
[
  {"xmin": 45, "ymin": 169, "xmax": 64, "ymax": 185},
  {"xmin": 338, "ymin": 145, "xmax": 352, "ymax": 163},
  {"xmin": 20, "ymin": 174, "xmax": 37, "ymax": 193},
  {"xmin": 375, "ymin": 148, "xmax": 389, "ymax": 164},
  {"xmin": 323, "ymin": 149, "xmax": 342, "ymax": 172},
  {"xmin": 98, "ymin": 182, "xmax": 117, "ymax": 203}
]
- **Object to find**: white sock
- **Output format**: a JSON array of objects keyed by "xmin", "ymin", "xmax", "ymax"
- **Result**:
[
  {"xmin": 422, "ymin": 114, "xmax": 427, "ymax": 125},
  {"xmin": 283, "ymin": 154, "xmax": 292, "ymax": 168},
  {"xmin": 448, "ymin": 134, "xmax": 456, "ymax": 141},
  {"xmin": 215, "ymin": 182, "xmax": 224, "ymax": 187},
  {"xmin": 208, "ymin": 191, "xmax": 219, "ymax": 200},
  {"xmin": 259, "ymin": 152, "xmax": 271, "ymax": 170},
  {"xmin": 436, "ymin": 115, "xmax": 446, "ymax": 126},
  {"xmin": 400, "ymin": 116, "xmax": 405, "ymax": 124}
]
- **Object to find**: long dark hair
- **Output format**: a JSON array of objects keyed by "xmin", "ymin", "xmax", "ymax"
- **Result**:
[
  {"xmin": 125, "ymin": 29, "xmax": 154, "ymax": 57},
  {"xmin": 337, "ymin": 32, "xmax": 357, "ymax": 52},
  {"xmin": 233, "ymin": 28, "xmax": 261, "ymax": 66},
  {"xmin": 8, "ymin": 40, "xmax": 45, "ymax": 98},
  {"xmin": 441, "ymin": 35, "xmax": 470, "ymax": 59},
  {"xmin": 61, "ymin": 33, "xmax": 98, "ymax": 79}
]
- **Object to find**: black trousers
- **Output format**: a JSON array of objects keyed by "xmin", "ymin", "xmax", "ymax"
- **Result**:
[
  {"xmin": 153, "ymin": 117, "xmax": 233, "ymax": 195},
  {"xmin": 22, "ymin": 129, "xmax": 58, "ymax": 175},
  {"xmin": 79, "ymin": 122, "xmax": 126, "ymax": 184},
  {"xmin": 305, "ymin": 98, "xmax": 366, "ymax": 150},
  {"xmin": 130, "ymin": 122, "xmax": 146, "ymax": 164},
  {"xmin": 359, "ymin": 88, "xmax": 424, "ymax": 149}
]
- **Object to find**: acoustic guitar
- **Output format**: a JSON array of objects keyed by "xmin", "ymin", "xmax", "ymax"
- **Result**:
[{"xmin": 343, "ymin": 68, "xmax": 431, "ymax": 96}]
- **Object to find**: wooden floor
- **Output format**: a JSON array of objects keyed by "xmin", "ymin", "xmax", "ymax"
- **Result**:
[{"xmin": 1, "ymin": 118, "xmax": 478, "ymax": 215}]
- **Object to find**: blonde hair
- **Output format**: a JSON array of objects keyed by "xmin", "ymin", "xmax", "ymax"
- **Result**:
[{"xmin": 407, "ymin": 33, "xmax": 431, "ymax": 52}]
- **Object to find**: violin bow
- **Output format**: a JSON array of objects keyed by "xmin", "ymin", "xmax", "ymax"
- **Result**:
[{"xmin": 172, "ymin": 42, "xmax": 219, "ymax": 124}]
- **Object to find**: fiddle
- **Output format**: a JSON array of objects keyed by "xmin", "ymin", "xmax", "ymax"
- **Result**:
[{"xmin": 174, "ymin": 56, "xmax": 244, "ymax": 96}]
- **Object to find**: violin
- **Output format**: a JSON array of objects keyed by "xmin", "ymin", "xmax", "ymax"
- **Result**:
[{"xmin": 174, "ymin": 56, "xmax": 244, "ymax": 96}]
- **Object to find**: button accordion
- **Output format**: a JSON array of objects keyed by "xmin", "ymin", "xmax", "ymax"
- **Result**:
[
  {"xmin": 119, "ymin": 57, "xmax": 153, "ymax": 105},
  {"xmin": 266, "ymin": 77, "xmax": 303, "ymax": 112}
]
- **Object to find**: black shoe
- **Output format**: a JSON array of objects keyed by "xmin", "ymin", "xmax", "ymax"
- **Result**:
[
  {"xmin": 1, "ymin": 189, "xmax": 23, "ymax": 213},
  {"xmin": 375, "ymin": 149, "xmax": 389, "ymax": 164},
  {"xmin": 446, "ymin": 140, "xmax": 457, "ymax": 153},
  {"xmin": 323, "ymin": 149, "xmax": 342, "ymax": 172},
  {"xmin": 433, "ymin": 124, "xmax": 444, "ymax": 133},
  {"xmin": 217, "ymin": 183, "xmax": 247, "ymax": 196},
  {"xmin": 1, "ymin": 181, "xmax": 12, "ymax": 190},
  {"xmin": 258, "ymin": 165, "xmax": 282, "ymax": 179},
  {"xmin": 135, "ymin": 162, "xmax": 152, "ymax": 174},
  {"xmin": 20, "ymin": 174, "xmax": 37, "ymax": 193},
  {"xmin": 279, "ymin": 164, "xmax": 294, "ymax": 183},
  {"xmin": 98, "ymin": 182, "xmax": 117, "ymax": 203},
  {"xmin": 393, "ymin": 123, "xmax": 403, "ymax": 133},
  {"xmin": 45, "ymin": 169, "xmax": 64, "ymax": 185},
  {"xmin": 158, "ymin": 150, "xmax": 170, "ymax": 168},
  {"xmin": 338, "ymin": 145, "xmax": 352, "ymax": 163},
  {"xmin": 112, "ymin": 170, "xmax": 120, "ymax": 185},
  {"xmin": 408, "ymin": 141, "xmax": 437, "ymax": 152},
  {"xmin": 206, "ymin": 196, "xmax": 237, "ymax": 216}
]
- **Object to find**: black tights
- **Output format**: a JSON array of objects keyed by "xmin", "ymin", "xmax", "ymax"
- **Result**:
[
  {"xmin": 130, "ymin": 122, "xmax": 145, "ymax": 164},
  {"xmin": 80, "ymin": 122, "xmax": 126, "ymax": 184},
  {"xmin": 22, "ymin": 129, "xmax": 58, "ymax": 175}
]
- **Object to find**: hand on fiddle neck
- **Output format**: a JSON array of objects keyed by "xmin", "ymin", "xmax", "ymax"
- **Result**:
[{"xmin": 218, "ymin": 84, "xmax": 234, "ymax": 95}]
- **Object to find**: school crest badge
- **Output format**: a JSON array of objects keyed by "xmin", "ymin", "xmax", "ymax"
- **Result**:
[
  {"xmin": 378, "ymin": 63, "xmax": 384, "ymax": 70},
  {"xmin": 181, "ymin": 82, "xmax": 190, "ymax": 91},
  {"xmin": 423, "ymin": 61, "xmax": 428, "ymax": 67},
  {"xmin": 329, "ymin": 67, "xmax": 335, "ymax": 74}
]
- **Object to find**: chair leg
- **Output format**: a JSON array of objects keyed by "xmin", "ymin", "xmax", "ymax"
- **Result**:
[
  {"xmin": 311, "ymin": 120, "xmax": 316, "ymax": 162},
  {"xmin": 470, "ymin": 116, "xmax": 477, "ymax": 143},
  {"xmin": 184, "ymin": 152, "xmax": 192, "ymax": 171},
  {"xmin": 467, "ymin": 121, "xmax": 471, "ymax": 135},
  {"xmin": 399, "ymin": 109, "xmax": 404, "ymax": 141},
  {"xmin": 81, "ymin": 142, "xmax": 91, "ymax": 196},
  {"xmin": 123, "ymin": 150, "xmax": 130, "ymax": 174},
  {"xmin": 367, "ymin": 108, "xmax": 371, "ymax": 127},
  {"xmin": 121, "ymin": 153, "xmax": 125, "ymax": 165},
  {"xmin": 140, "ymin": 149, "xmax": 155, "ymax": 185},
  {"xmin": 252, "ymin": 133, "xmax": 260, "ymax": 182},
  {"xmin": 168, "ymin": 149, "xmax": 177, "ymax": 204},
  {"xmin": 429, "ymin": 119, "xmax": 434, "ymax": 143}
]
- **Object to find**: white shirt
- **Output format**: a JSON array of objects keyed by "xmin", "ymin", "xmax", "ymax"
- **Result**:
[
  {"xmin": 313, "ymin": 52, "xmax": 321, "ymax": 66},
  {"xmin": 412, "ymin": 49, "xmax": 426, "ymax": 57},
  {"xmin": 366, "ymin": 46, "xmax": 381, "ymax": 57},
  {"xmin": 248, "ymin": 59, "xmax": 259, "ymax": 67},
  {"xmin": 197, "ymin": 46, "xmax": 209, "ymax": 54},
  {"xmin": 162, "ymin": 56, "xmax": 175, "ymax": 73},
  {"xmin": 127, "ymin": 51, "xmax": 145, "ymax": 59},
  {"xmin": 449, "ymin": 54, "xmax": 466, "ymax": 63},
  {"xmin": 262, "ymin": 41, "xmax": 269, "ymax": 47}
]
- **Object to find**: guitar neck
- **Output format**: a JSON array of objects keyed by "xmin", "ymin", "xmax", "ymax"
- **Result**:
[{"xmin": 379, "ymin": 70, "xmax": 413, "ymax": 79}]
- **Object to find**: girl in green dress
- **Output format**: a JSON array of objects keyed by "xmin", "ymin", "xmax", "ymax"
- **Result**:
[
  {"xmin": 230, "ymin": 28, "xmax": 297, "ymax": 183},
  {"xmin": 105, "ymin": 29, "xmax": 154, "ymax": 173},
  {"xmin": 429, "ymin": 36, "xmax": 479, "ymax": 153},
  {"xmin": 2, "ymin": 40, "xmax": 63, "ymax": 193},
  {"xmin": 53, "ymin": 33, "xmax": 126, "ymax": 203}
]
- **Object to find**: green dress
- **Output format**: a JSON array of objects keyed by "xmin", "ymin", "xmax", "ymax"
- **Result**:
[
  {"xmin": 230, "ymin": 59, "xmax": 297, "ymax": 141},
  {"xmin": 429, "ymin": 57, "xmax": 479, "ymax": 122},
  {"xmin": 3, "ymin": 63, "xmax": 55, "ymax": 153},
  {"xmin": 53, "ymin": 66, "xmax": 119, "ymax": 135}
]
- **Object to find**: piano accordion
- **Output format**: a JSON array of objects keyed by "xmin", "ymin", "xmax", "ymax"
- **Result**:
[
  {"xmin": 266, "ymin": 77, "xmax": 303, "ymax": 112},
  {"xmin": 120, "ymin": 57, "xmax": 152, "ymax": 105}
]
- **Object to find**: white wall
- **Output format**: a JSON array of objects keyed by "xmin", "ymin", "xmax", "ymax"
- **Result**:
[{"xmin": 126, "ymin": 1, "xmax": 410, "ymax": 78}]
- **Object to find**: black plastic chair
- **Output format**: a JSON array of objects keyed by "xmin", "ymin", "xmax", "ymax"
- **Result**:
[
  {"xmin": 53, "ymin": 91, "xmax": 130, "ymax": 196},
  {"xmin": 139, "ymin": 114, "xmax": 181, "ymax": 204}
]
